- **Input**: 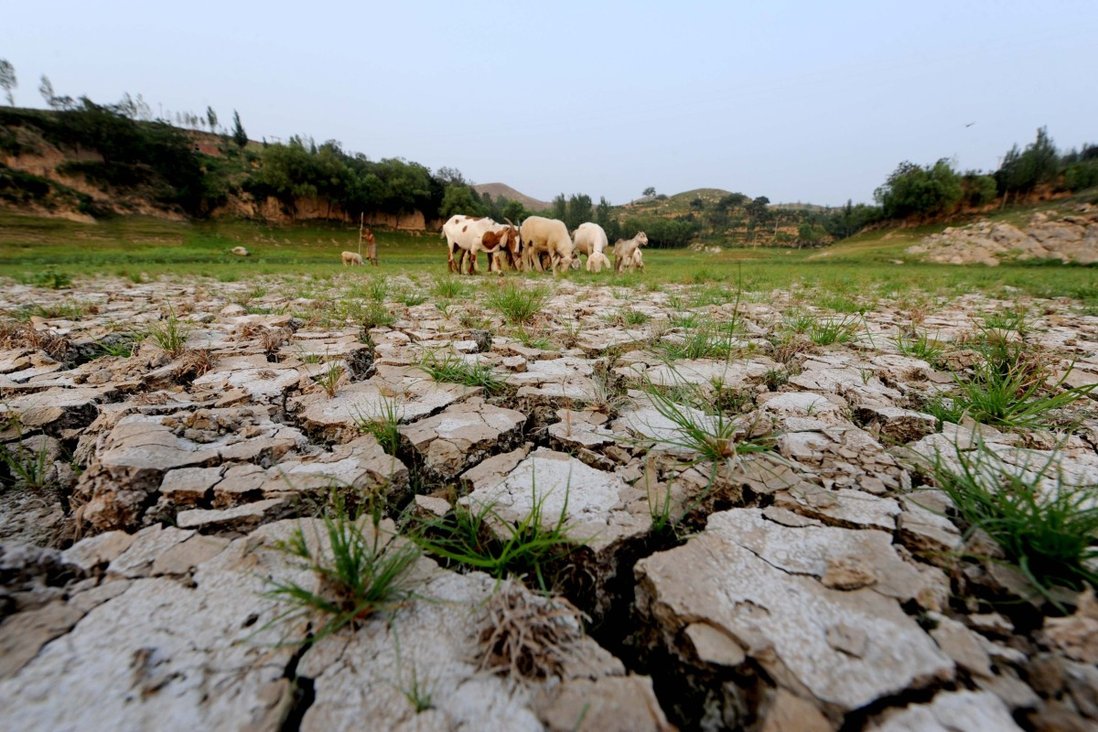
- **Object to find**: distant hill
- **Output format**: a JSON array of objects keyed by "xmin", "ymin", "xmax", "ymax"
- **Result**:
[
  {"xmin": 472, "ymin": 183, "xmax": 550, "ymax": 211},
  {"xmin": 619, "ymin": 188, "xmax": 737, "ymax": 216}
]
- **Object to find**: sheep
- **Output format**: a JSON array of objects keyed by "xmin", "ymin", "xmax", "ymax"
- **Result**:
[
  {"xmin": 341, "ymin": 251, "xmax": 364, "ymax": 266},
  {"xmin": 586, "ymin": 250, "xmax": 611, "ymax": 273},
  {"xmin": 519, "ymin": 216, "xmax": 574, "ymax": 274},
  {"xmin": 572, "ymin": 222, "xmax": 609, "ymax": 257},
  {"xmin": 612, "ymin": 232, "xmax": 648, "ymax": 273},
  {"xmin": 230, "ymin": 246, "xmax": 250, "ymax": 257},
  {"xmin": 442, "ymin": 215, "xmax": 519, "ymax": 274},
  {"xmin": 624, "ymin": 248, "xmax": 645, "ymax": 271}
]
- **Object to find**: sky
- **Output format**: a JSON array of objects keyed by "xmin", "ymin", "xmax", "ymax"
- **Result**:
[{"xmin": 3, "ymin": 1, "xmax": 1096, "ymax": 206}]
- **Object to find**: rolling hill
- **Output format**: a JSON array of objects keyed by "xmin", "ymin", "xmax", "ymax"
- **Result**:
[{"xmin": 471, "ymin": 183, "xmax": 550, "ymax": 211}]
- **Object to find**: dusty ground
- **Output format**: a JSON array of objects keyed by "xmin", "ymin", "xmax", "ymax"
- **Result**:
[{"xmin": 1, "ymin": 275, "xmax": 1097, "ymax": 731}]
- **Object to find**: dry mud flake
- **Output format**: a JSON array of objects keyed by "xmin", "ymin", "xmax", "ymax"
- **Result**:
[
  {"xmin": 635, "ymin": 508, "xmax": 954, "ymax": 724},
  {"xmin": 297, "ymin": 572, "xmax": 671, "ymax": 732},
  {"xmin": 398, "ymin": 397, "xmax": 526, "ymax": 481},
  {"xmin": 294, "ymin": 364, "xmax": 479, "ymax": 443},
  {"xmin": 71, "ymin": 407, "xmax": 306, "ymax": 533},
  {"xmin": 0, "ymin": 520, "xmax": 315, "ymax": 731}
]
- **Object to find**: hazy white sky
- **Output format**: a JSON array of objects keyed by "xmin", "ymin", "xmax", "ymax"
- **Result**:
[{"xmin": 3, "ymin": 1, "xmax": 1096, "ymax": 205}]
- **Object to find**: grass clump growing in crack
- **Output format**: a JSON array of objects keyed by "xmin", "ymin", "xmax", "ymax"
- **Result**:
[
  {"xmin": 808, "ymin": 316, "xmax": 860, "ymax": 346},
  {"xmin": 926, "ymin": 338, "xmax": 1096, "ymax": 429},
  {"xmin": 931, "ymin": 441, "xmax": 1098, "ymax": 602},
  {"xmin": 432, "ymin": 276, "xmax": 468, "ymax": 300},
  {"xmin": 477, "ymin": 582, "xmax": 584, "ymax": 679},
  {"xmin": 356, "ymin": 397, "xmax": 404, "ymax": 455},
  {"xmin": 266, "ymin": 498, "xmax": 422, "ymax": 641},
  {"xmin": 145, "ymin": 307, "xmax": 190, "ymax": 357},
  {"xmin": 486, "ymin": 283, "xmax": 549, "ymax": 324},
  {"xmin": 419, "ymin": 351, "xmax": 505, "ymax": 394},
  {"xmin": 410, "ymin": 488, "xmax": 576, "ymax": 593},
  {"xmin": 895, "ymin": 330, "xmax": 946, "ymax": 365},
  {"xmin": 662, "ymin": 318, "xmax": 741, "ymax": 361}
]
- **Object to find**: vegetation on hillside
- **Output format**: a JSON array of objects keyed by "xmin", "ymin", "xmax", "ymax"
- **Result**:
[{"xmin": 1, "ymin": 59, "xmax": 1095, "ymax": 249}]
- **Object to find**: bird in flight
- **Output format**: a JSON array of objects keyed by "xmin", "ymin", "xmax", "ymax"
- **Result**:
[{"xmin": 964, "ymin": 122, "xmax": 976, "ymax": 128}]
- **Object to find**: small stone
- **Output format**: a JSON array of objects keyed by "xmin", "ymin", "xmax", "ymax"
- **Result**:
[{"xmin": 822, "ymin": 556, "xmax": 877, "ymax": 591}]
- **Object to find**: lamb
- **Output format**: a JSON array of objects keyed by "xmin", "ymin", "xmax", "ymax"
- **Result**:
[
  {"xmin": 612, "ymin": 232, "xmax": 648, "ymax": 273},
  {"xmin": 230, "ymin": 246, "xmax": 249, "ymax": 257},
  {"xmin": 586, "ymin": 250, "xmax": 611, "ymax": 272},
  {"xmin": 341, "ymin": 251, "xmax": 364, "ymax": 266},
  {"xmin": 519, "ymin": 216, "xmax": 574, "ymax": 274}
]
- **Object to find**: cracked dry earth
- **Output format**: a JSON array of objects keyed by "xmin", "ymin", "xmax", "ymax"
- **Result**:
[{"xmin": 1, "ymin": 275, "xmax": 1097, "ymax": 731}]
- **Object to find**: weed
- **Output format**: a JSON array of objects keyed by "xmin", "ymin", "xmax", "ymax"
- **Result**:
[
  {"xmin": 622, "ymin": 308, "xmax": 651, "ymax": 326},
  {"xmin": 514, "ymin": 326, "xmax": 551, "ymax": 350},
  {"xmin": 640, "ymin": 383, "xmax": 741, "ymax": 462},
  {"xmin": 265, "ymin": 499, "xmax": 422, "ymax": 641},
  {"xmin": 419, "ymin": 351, "xmax": 506, "ymax": 394},
  {"xmin": 486, "ymin": 284, "xmax": 549, "ymax": 324},
  {"xmin": 22, "ymin": 268, "xmax": 72, "ymax": 290},
  {"xmin": 314, "ymin": 362, "xmax": 344, "ymax": 397},
  {"xmin": 763, "ymin": 367, "xmax": 789, "ymax": 391},
  {"xmin": 784, "ymin": 310, "xmax": 816, "ymax": 334},
  {"xmin": 926, "ymin": 340, "xmax": 1096, "ymax": 429},
  {"xmin": 808, "ymin": 316, "xmax": 860, "ymax": 346},
  {"xmin": 662, "ymin": 318, "xmax": 741, "ymax": 361},
  {"xmin": 432, "ymin": 277, "xmax": 468, "ymax": 299},
  {"xmin": 356, "ymin": 397, "xmax": 404, "ymax": 455},
  {"xmin": 931, "ymin": 441, "xmax": 1098, "ymax": 603},
  {"xmin": 145, "ymin": 307, "xmax": 190, "ymax": 357},
  {"xmin": 895, "ymin": 330, "xmax": 946, "ymax": 365},
  {"xmin": 410, "ymin": 488, "xmax": 576, "ymax": 592},
  {"xmin": 0, "ymin": 434, "xmax": 53, "ymax": 490},
  {"xmin": 9, "ymin": 302, "xmax": 90, "ymax": 321},
  {"xmin": 367, "ymin": 277, "xmax": 389, "ymax": 302},
  {"xmin": 399, "ymin": 290, "xmax": 428, "ymax": 307},
  {"xmin": 477, "ymin": 583, "xmax": 584, "ymax": 679}
]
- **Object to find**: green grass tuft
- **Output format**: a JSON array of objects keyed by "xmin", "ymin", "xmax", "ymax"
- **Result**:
[
  {"xmin": 419, "ymin": 351, "xmax": 506, "ymax": 394},
  {"xmin": 931, "ymin": 441, "xmax": 1098, "ymax": 603},
  {"xmin": 486, "ymin": 283, "xmax": 548, "ymax": 324}
]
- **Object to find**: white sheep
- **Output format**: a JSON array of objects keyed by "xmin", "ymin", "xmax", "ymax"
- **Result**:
[
  {"xmin": 572, "ymin": 222, "xmax": 609, "ymax": 257},
  {"xmin": 341, "ymin": 251, "xmax": 364, "ymax": 266},
  {"xmin": 519, "ymin": 216, "xmax": 574, "ymax": 274},
  {"xmin": 230, "ymin": 246, "xmax": 250, "ymax": 257}
]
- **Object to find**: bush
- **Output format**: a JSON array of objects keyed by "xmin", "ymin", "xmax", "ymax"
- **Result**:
[{"xmin": 874, "ymin": 159, "xmax": 963, "ymax": 219}]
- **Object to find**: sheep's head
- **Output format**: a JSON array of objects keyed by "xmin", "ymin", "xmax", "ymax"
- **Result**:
[{"xmin": 635, "ymin": 231, "xmax": 649, "ymax": 247}]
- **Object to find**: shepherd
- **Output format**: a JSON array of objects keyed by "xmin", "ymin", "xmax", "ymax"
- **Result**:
[{"xmin": 359, "ymin": 213, "xmax": 378, "ymax": 266}]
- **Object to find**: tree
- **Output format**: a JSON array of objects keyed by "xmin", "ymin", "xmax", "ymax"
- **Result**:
[
  {"xmin": 874, "ymin": 159, "xmax": 962, "ymax": 219},
  {"xmin": 642, "ymin": 186, "xmax": 656, "ymax": 198},
  {"xmin": 439, "ymin": 184, "xmax": 486, "ymax": 219},
  {"xmin": 206, "ymin": 106, "xmax": 218, "ymax": 133},
  {"xmin": 689, "ymin": 196, "xmax": 705, "ymax": 211},
  {"xmin": 995, "ymin": 127, "xmax": 1059, "ymax": 198},
  {"xmin": 550, "ymin": 193, "xmax": 567, "ymax": 221},
  {"xmin": 231, "ymin": 110, "xmax": 248, "ymax": 149},
  {"xmin": 565, "ymin": 193, "xmax": 592, "ymax": 230},
  {"xmin": 0, "ymin": 59, "xmax": 15, "ymax": 106},
  {"xmin": 39, "ymin": 75, "xmax": 55, "ymax": 108}
]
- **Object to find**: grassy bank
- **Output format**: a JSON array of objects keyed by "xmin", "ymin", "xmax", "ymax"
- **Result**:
[{"xmin": 1, "ymin": 211, "xmax": 1094, "ymax": 311}]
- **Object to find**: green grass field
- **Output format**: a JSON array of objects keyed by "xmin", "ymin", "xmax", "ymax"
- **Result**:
[{"xmin": 0, "ymin": 211, "xmax": 1094, "ymax": 311}]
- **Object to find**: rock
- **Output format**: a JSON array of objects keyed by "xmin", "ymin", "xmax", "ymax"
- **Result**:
[
  {"xmin": 775, "ymin": 483, "xmax": 901, "ymax": 531},
  {"xmin": 398, "ymin": 397, "xmax": 526, "ymax": 480},
  {"xmin": 176, "ymin": 498, "xmax": 289, "ymax": 532},
  {"xmin": 192, "ymin": 355, "xmax": 305, "ymax": 402},
  {"xmin": 897, "ymin": 492, "xmax": 963, "ymax": 559},
  {"xmin": 855, "ymin": 405, "xmax": 938, "ymax": 444},
  {"xmin": 61, "ymin": 531, "xmax": 137, "ymax": 573},
  {"xmin": 1042, "ymin": 588, "xmax": 1098, "ymax": 663},
  {"xmin": 929, "ymin": 614, "xmax": 993, "ymax": 678},
  {"xmin": 867, "ymin": 690, "xmax": 1022, "ymax": 731},
  {"xmin": 759, "ymin": 689, "xmax": 832, "ymax": 732},
  {"xmin": 635, "ymin": 509, "xmax": 953, "ymax": 713}
]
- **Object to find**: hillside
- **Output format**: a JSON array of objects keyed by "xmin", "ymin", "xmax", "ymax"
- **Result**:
[
  {"xmin": 612, "ymin": 187, "xmax": 835, "ymax": 247},
  {"xmin": 471, "ymin": 182, "xmax": 550, "ymax": 211}
]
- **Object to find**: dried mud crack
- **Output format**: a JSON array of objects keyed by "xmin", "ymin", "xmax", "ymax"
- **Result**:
[{"xmin": 1, "ymin": 274, "xmax": 1097, "ymax": 731}]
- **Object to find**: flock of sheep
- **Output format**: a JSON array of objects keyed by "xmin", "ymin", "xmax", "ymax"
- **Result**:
[{"xmin": 441, "ymin": 215, "xmax": 648, "ymax": 275}]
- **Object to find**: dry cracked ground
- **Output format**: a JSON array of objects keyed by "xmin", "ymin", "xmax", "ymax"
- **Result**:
[{"xmin": 1, "ymin": 274, "xmax": 1097, "ymax": 731}]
